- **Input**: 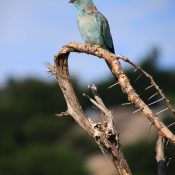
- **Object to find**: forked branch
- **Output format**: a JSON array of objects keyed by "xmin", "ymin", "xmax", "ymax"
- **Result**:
[
  {"xmin": 47, "ymin": 52, "xmax": 132, "ymax": 174},
  {"xmin": 47, "ymin": 42, "xmax": 175, "ymax": 175},
  {"xmin": 52, "ymin": 42, "xmax": 175, "ymax": 144}
]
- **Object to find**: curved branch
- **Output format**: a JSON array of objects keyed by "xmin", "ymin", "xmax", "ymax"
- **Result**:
[
  {"xmin": 47, "ymin": 46, "xmax": 132, "ymax": 174},
  {"xmin": 53, "ymin": 42, "xmax": 175, "ymax": 144}
]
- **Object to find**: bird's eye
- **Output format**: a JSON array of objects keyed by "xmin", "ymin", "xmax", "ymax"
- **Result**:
[{"xmin": 69, "ymin": 0, "xmax": 76, "ymax": 3}]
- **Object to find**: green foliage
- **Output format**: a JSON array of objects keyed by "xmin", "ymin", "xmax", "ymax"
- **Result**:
[
  {"xmin": 0, "ymin": 78, "xmax": 92, "ymax": 175},
  {"xmin": 124, "ymin": 141, "xmax": 156, "ymax": 175},
  {"xmin": 0, "ymin": 145, "xmax": 89, "ymax": 175},
  {"xmin": 124, "ymin": 137, "xmax": 175, "ymax": 175}
]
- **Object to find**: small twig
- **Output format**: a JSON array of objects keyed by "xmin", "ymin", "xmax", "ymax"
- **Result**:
[
  {"xmin": 89, "ymin": 84, "xmax": 108, "ymax": 110},
  {"xmin": 55, "ymin": 111, "xmax": 69, "ymax": 117},
  {"xmin": 44, "ymin": 62, "xmax": 56, "ymax": 75},
  {"xmin": 83, "ymin": 93, "xmax": 107, "ymax": 115},
  {"xmin": 84, "ymin": 85, "xmax": 131, "ymax": 175}
]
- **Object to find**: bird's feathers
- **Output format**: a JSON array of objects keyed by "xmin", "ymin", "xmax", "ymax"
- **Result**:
[
  {"xmin": 72, "ymin": 0, "xmax": 115, "ymax": 54},
  {"xmin": 94, "ymin": 11, "xmax": 115, "ymax": 53}
]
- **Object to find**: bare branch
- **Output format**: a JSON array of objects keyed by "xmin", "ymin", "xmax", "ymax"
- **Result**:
[
  {"xmin": 55, "ymin": 111, "xmax": 69, "ymax": 117},
  {"xmin": 50, "ymin": 43, "xmax": 132, "ymax": 175},
  {"xmin": 118, "ymin": 56, "xmax": 175, "ymax": 114},
  {"xmin": 48, "ymin": 42, "xmax": 175, "ymax": 175},
  {"xmin": 156, "ymin": 136, "xmax": 166, "ymax": 175},
  {"xmin": 52, "ymin": 42, "xmax": 175, "ymax": 144},
  {"xmin": 88, "ymin": 85, "xmax": 131, "ymax": 175}
]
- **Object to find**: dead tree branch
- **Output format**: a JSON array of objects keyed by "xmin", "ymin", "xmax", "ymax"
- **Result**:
[
  {"xmin": 85, "ymin": 84, "xmax": 131, "ymax": 175},
  {"xmin": 51, "ymin": 42, "xmax": 175, "ymax": 145},
  {"xmin": 46, "ymin": 60, "xmax": 132, "ymax": 174},
  {"xmin": 118, "ymin": 56, "xmax": 175, "ymax": 114},
  {"xmin": 46, "ymin": 42, "xmax": 175, "ymax": 175},
  {"xmin": 156, "ymin": 136, "xmax": 166, "ymax": 175}
]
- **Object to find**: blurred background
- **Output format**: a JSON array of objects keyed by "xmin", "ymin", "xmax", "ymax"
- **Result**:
[{"xmin": 0, "ymin": 0, "xmax": 175, "ymax": 175}]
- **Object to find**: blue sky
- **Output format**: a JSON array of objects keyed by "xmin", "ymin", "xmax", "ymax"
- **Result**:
[{"xmin": 0, "ymin": 0, "xmax": 175, "ymax": 86}]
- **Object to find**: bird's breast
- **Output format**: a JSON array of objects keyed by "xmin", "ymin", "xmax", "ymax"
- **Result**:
[{"xmin": 77, "ymin": 14, "xmax": 103, "ymax": 45}]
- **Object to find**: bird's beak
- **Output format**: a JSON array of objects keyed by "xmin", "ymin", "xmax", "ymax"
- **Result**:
[{"xmin": 69, "ymin": 0, "xmax": 75, "ymax": 3}]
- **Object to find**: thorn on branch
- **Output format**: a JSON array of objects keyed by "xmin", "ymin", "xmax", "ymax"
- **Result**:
[
  {"xmin": 108, "ymin": 82, "xmax": 119, "ymax": 89},
  {"xmin": 166, "ymin": 157, "xmax": 172, "ymax": 167},
  {"xmin": 132, "ymin": 108, "xmax": 142, "ymax": 114},
  {"xmin": 167, "ymin": 122, "xmax": 175, "ymax": 128},
  {"xmin": 121, "ymin": 102, "xmax": 132, "ymax": 106},
  {"xmin": 148, "ymin": 97, "xmax": 165, "ymax": 107},
  {"xmin": 134, "ymin": 68, "xmax": 138, "ymax": 72},
  {"xmin": 148, "ymin": 92, "xmax": 159, "ymax": 101},
  {"xmin": 50, "ymin": 42, "xmax": 175, "ymax": 174},
  {"xmin": 119, "ymin": 56, "xmax": 175, "ymax": 114},
  {"xmin": 145, "ymin": 84, "xmax": 154, "ymax": 91},
  {"xmin": 156, "ymin": 108, "xmax": 168, "ymax": 115},
  {"xmin": 165, "ymin": 139, "xmax": 169, "ymax": 146},
  {"xmin": 134, "ymin": 74, "xmax": 142, "ymax": 84}
]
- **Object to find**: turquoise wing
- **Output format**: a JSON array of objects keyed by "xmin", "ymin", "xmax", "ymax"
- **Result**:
[{"xmin": 94, "ymin": 11, "xmax": 115, "ymax": 53}]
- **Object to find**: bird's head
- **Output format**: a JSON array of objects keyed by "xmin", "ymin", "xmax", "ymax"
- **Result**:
[{"xmin": 69, "ymin": 0, "xmax": 95, "ymax": 12}]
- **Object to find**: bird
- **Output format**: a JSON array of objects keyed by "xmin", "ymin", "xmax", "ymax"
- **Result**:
[{"xmin": 69, "ymin": 0, "xmax": 115, "ymax": 72}]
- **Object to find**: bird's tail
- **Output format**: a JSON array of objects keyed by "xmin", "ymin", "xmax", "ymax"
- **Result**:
[{"xmin": 105, "ymin": 49, "xmax": 117, "ymax": 79}]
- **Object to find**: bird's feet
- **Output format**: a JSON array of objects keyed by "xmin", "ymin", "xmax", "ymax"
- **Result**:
[{"xmin": 85, "ymin": 43, "xmax": 101, "ymax": 53}]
